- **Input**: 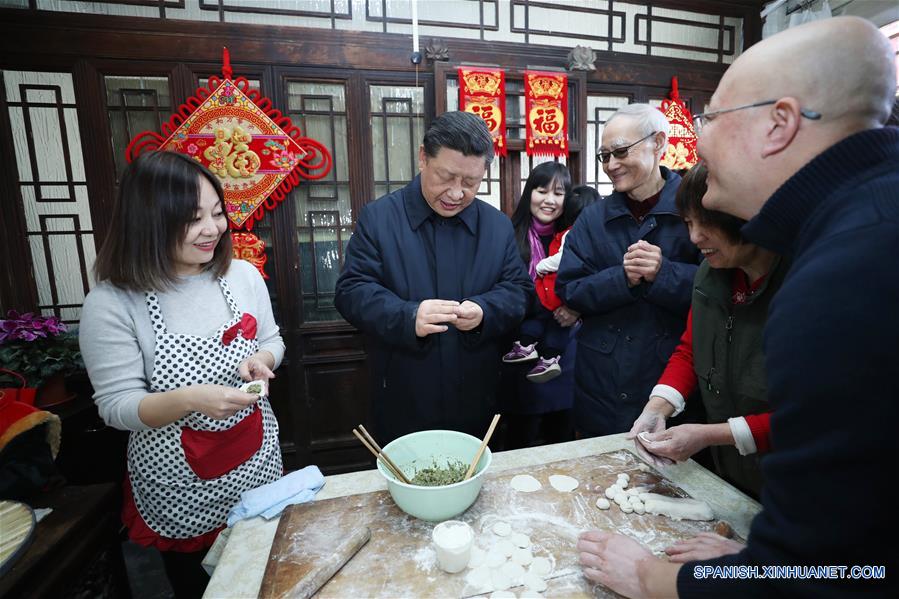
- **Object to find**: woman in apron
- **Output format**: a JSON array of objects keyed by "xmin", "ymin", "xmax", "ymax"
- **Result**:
[{"xmin": 79, "ymin": 151, "xmax": 284, "ymax": 597}]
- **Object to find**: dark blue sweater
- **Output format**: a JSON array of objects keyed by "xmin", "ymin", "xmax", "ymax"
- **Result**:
[{"xmin": 677, "ymin": 127, "xmax": 899, "ymax": 597}]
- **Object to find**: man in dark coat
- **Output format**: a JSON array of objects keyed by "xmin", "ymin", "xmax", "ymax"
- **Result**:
[
  {"xmin": 556, "ymin": 103, "xmax": 701, "ymax": 437},
  {"xmin": 577, "ymin": 16, "xmax": 899, "ymax": 598},
  {"xmin": 335, "ymin": 111, "xmax": 532, "ymax": 443}
]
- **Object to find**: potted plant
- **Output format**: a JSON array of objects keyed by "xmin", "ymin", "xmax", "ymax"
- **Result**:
[{"xmin": 0, "ymin": 310, "xmax": 84, "ymax": 407}]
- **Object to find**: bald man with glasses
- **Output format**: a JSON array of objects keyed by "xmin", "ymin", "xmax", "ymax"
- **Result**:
[
  {"xmin": 556, "ymin": 103, "xmax": 702, "ymax": 439},
  {"xmin": 577, "ymin": 16, "xmax": 899, "ymax": 598}
]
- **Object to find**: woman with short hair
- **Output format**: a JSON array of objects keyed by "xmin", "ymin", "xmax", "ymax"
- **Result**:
[{"xmin": 629, "ymin": 163, "xmax": 787, "ymax": 498}]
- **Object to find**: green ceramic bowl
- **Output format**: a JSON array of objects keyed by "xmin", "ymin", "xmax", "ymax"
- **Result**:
[{"xmin": 377, "ymin": 430, "xmax": 492, "ymax": 522}]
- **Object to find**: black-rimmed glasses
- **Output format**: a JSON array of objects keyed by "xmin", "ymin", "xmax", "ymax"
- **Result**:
[
  {"xmin": 693, "ymin": 100, "xmax": 821, "ymax": 134},
  {"xmin": 598, "ymin": 132, "xmax": 657, "ymax": 164}
]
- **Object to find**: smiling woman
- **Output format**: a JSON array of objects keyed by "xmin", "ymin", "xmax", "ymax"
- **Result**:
[{"xmin": 79, "ymin": 151, "xmax": 286, "ymax": 597}]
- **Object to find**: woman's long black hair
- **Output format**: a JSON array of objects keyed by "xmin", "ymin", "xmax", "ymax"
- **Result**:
[{"xmin": 510, "ymin": 162, "xmax": 572, "ymax": 264}]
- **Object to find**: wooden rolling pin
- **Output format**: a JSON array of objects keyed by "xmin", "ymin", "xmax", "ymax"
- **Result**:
[{"xmin": 279, "ymin": 526, "xmax": 371, "ymax": 599}]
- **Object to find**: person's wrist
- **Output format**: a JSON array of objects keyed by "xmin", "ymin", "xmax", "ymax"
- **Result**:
[
  {"xmin": 636, "ymin": 554, "xmax": 658, "ymax": 597},
  {"xmin": 647, "ymin": 396, "xmax": 674, "ymax": 418},
  {"xmin": 178, "ymin": 386, "xmax": 197, "ymax": 414}
]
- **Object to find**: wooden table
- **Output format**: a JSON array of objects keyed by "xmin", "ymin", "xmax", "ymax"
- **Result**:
[{"xmin": 203, "ymin": 434, "xmax": 762, "ymax": 598}]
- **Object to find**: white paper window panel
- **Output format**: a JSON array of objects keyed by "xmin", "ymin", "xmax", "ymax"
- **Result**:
[
  {"xmin": 371, "ymin": 85, "xmax": 424, "ymax": 196},
  {"xmin": 586, "ymin": 95, "xmax": 630, "ymax": 197},
  {"xmin": 5, "ymin": 70, "xmax": 97, "ymax": 321}
]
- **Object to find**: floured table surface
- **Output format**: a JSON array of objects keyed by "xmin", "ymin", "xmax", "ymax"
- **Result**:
[{"xmin": 261, "ymin": 450, "xmax": 738, "ymax": 598}]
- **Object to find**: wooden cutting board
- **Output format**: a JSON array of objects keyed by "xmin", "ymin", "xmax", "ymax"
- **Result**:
[{"xmin": 260, "ymin": 450, "xmax": 738, "ymax": 598}]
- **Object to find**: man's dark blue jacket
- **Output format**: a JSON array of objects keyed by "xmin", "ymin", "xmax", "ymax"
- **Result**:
[
  {"xmin": 678, "ymin": 127, "xmax": 899, "ymax": 597},
  {"xmin": 556, "ymin": 167, "xmax": 701, "ymax": 435},
  {"xmin": 335, "ymin": 175, "xmax": 532, "ymax": 443}
]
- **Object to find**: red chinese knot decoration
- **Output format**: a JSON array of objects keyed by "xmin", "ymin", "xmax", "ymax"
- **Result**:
[
  {"xmin": 231, "ymin": 231, "xmax": 269, "ymax": 279},
  {"xmin": 658, "ymin": 76, "xmax": 699, "ymax": 170},
  {"xmin": 126, "ymin": 48, "xmax": 333, "ymax": 278},
  {"xmin": 524, "ymin": 71, "xmax": 568, "ymax": 158},
  {"xmin": 458, "ymin": 67, "xmax": 507, "ymax": 157}
]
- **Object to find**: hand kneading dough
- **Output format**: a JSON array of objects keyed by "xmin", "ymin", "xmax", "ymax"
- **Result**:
[
  {"xmin": 548, "ymin": 474, "xmax": 579, "ymax": 492},
  {"xmin": 510, "ymin": 474, "xmax": 542, "ymax": 492}
]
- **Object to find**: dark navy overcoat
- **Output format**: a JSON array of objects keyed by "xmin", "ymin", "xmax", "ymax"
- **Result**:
[
  {"xmin": 556, "ymin": 168, "xmax": 701, "ymax": 435},
  {"xmin": 335, "ymin": 175, "xmax": 532, "ymax": 443}
]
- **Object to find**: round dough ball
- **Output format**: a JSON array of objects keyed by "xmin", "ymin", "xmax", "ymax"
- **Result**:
[
  {"xmin": 595, "ymin": 497, "xmax": 611, "ymax": 510},
  {"xmin": 529, "ymin": 556, "xmax": 553, "ymax": 577},
  {"xmin": 510, "ymin": 532, "xmax": 531, "ymax": 549},
  {"xmin": 493, "ymin": 521, "xmax": 512, "ymax": 537},
  {"xmin": 604, "ymin": 485, "xmax": 621, "ymax": 499},
  {"xmin": 614, "ymin": 493, "xmax": 630, "ymax": 506},
  {"xmin": 634, "ymin": 502, "xmax": 646, "ymax": 515},
  {"xmin": 620, "ymin": 503, "xmax": 634, "ymax": 513},
  {"xmin": 511, "ymin": 547, "xmax": 533, "ymax": 566}
]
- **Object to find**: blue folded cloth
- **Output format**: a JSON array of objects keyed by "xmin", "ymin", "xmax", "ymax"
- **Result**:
[{"xmin": 227, "ymin": 465, "xmax": 325, "ymax": 526}]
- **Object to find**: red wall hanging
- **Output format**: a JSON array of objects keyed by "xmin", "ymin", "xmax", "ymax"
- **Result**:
[
  {"xmin": 126, "ymin": 48, "xmax": 333, "ymax": 278},
  {"xmin": 458, "ymin": 67, "xmax": 507, "ymax": 157},
  {"xmin": 658, "ymin": 76, "xmax": 699, "ymax": 171},
  {"xmin": 524, "ymin": 71, "xmax": 568, "ymax": 158}
]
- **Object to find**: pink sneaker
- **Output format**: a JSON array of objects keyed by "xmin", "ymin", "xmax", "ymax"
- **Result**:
[
  {"xmin": 526, "ymin": 356, "xmax": 561, "ymax": 383},
  {"xmin": 502, "ymin": 341, "xmax": 538, "ymax": 363}
]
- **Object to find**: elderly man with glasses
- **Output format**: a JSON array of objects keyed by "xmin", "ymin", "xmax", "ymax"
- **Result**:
[
  {"xmin": 556, "ymin": 103, "xmax": 702, "ymax": 438},
  {"xmin": 576, "ymin": 16, "xmax": 899, "ymax": 598}
]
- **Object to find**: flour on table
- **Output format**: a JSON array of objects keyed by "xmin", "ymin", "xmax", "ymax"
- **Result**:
[
  {"xmin": 510, "ymin": 474, "xmax": 542, "ymax": 493},
  {"xmin": 548, "ymin": 474, "xmax": 579, "ymax": 492}
]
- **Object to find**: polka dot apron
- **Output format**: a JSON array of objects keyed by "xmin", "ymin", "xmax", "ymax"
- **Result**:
[{"xmin": 127, "ymin": 277, "xmax": 282, "ymax": 539}]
